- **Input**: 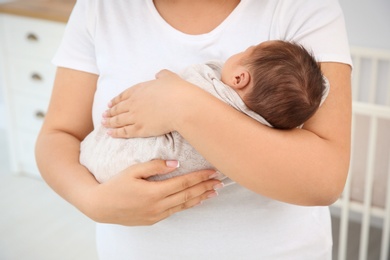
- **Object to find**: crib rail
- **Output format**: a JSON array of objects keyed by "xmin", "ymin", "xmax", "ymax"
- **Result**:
[
  {"xmin": 350, "ymin": 46, "xmax": 390, "ymax": 106},
  {"xmin": 331, "ymin": 46, "xmax": 390, "ymax": 260},
  {"xmin": 334, "ymin": 103, "xmax": 390, "ymax": 260}
]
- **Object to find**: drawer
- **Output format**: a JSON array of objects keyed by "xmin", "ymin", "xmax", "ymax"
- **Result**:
[
  {"xmin": 15, "ymin": 130, "xmax": 41, "ymax": 178},
  {"xmin": 12, "ymin": 94, "xmax": 49, "ymax": 132},
  {"xmin": 1, "ymin": 14, "xmax": 65, "ymax": 60},
  {"xmin": 8, "ymin": 57, "xmax": 56, "ymax": 98}
]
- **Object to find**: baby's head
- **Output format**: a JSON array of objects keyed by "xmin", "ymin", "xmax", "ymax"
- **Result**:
[{"xmin": 221, "ymin": 40, "xmax": 326, "ymax": 129}]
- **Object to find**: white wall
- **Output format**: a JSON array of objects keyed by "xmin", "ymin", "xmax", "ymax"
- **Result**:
[
  {"xmin": 0, "ymin": 0, "xmax": 5, "ymax": 106},
  {"xmin": 0, "ymin": 0, "xmax": 12, "ymax": 129},
  {"xmin": 0, "ymin": 0, "xmax": 10, "ymax": 100},
  {"xmin": 339, "ymin": 0, "xmax": 390, "ymax": 50}
]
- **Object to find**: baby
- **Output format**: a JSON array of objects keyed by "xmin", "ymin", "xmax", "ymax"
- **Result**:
[{"xmin": 80, "ymin": 40, "xmax": 329, "ymax": 183}]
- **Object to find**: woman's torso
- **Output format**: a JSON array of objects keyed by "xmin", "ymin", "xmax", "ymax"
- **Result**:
[{"xmin": 56, "ymin": 0, "xmax": 352, "ymax": 258}]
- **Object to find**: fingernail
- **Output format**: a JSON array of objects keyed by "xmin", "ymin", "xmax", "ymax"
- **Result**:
[
  {"xmin": 107, "ymin": 101, "xmax": 113, "ymax": 108},
  {"xmin": 102, "ymin": 111, "xmax": 108, "ymax": 118},
  {"xmin": 101, "ymin": 118, "xmax": 107, "ymax": 125},
  {"xmin": 208, "ymin": 171, "xmax": 219, "ymax": 179},
  {"xmin": 194, "ymin": 201, "xmax": 203, "ymax": 207},
  {"xmin": 213, "ymin": 183, "xmax": 224, "ymax": 190},
  {"xmin": 207, "ymin": 191, "xmax": 218, "ymax": 199},
  {"xmin": 166, "ymin": 160, "xmax": 180, "ymax": 168}
]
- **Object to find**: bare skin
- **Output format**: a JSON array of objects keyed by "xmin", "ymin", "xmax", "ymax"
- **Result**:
[{"xmin": 153, "ymin": 0, "xmax": 241, "ymax": 35}]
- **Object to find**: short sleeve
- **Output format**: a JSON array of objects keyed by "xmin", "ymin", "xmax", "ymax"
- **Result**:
[
  {"xmin": 52, "ymin": 0, "xmax": 99, "ymax": 74},
  {"xmin": 274, "ymin": 0, "xmax": 352, "ymax": 65}
]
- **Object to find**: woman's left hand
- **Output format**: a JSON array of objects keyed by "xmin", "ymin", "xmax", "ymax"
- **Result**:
[{"xmin": 102, "ymin": 69, "xmax": 190, "ymax": 138}]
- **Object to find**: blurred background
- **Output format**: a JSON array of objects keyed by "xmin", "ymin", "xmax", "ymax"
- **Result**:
[{"xmin": 0, "ymin": 0, "xmax": 389, "ymax": 260}]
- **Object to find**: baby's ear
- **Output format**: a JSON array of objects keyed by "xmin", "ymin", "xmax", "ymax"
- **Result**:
[{"xmin": 232, "ymin": 69, "xmax": 251, "ymax": 90}]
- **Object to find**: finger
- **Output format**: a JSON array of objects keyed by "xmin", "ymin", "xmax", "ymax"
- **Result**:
[
  {"xmin": 106, "ymin": 127, "xmax": 130, "ymax": 138},
  {"xmin": 108, "ymin": 81, "xmax": 151, "ymax": 108},
  {"xmin": 159, "ymin": 169, "xmax": 220, "ymax": 197},
  {"xmin": 102, "ymin": 112, "xmax": 133, "ymax": 128},
  {"xmin": 161, "ymin": 189, "xmax": 219, "ymax": 219},
  {"xmin": 103, "ymin": 100, "xmax": 131, "ymax": 118},
  {"xmin": 122, "ymin": 159, "xmax": 180, "ymax": 180},
  {"xmin": 108, "ymin": 89, "xmax": 131, "ymax": 108},
  {"xmin": 107, "ymin": 123, "xmax": 150, "ymax": 138},
  {"xmin": 161, "ymin": 179, "xmax": 222, "ymax": 209}
]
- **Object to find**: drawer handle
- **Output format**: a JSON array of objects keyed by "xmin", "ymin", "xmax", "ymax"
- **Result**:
[
  {"xmin": 35, "ymin": 111, "xmax": 46, "ymax": 119},
  {"xmin": 26, "ymin": 33, "xmax": 39, "ymax": 42},
  {"xmin": 31, "ymin": 73, "xmax": 43, "ymax": 81}
]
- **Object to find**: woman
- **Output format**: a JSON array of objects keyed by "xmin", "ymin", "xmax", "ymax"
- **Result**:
[{"xmin": 36, "ymin": 0, "xmax": 352, "ymax": 259}]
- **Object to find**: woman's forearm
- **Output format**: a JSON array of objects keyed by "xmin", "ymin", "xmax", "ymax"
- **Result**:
[
  {"xmin": 35, "ymin": 130, "xmax": 99, "ymax": 216},
  {"xmin": 172, "ymin": 62, "xmax": 352, "ymax": 206},
  {"xmin": 35, "ymin": 68, "xmax": 100, "ymax": 216},
  {"xmin": 175, "ymin": 108, "xmax": 345, "ymax": 205}
]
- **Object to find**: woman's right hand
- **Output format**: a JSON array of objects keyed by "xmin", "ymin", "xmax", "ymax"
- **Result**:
[
  {"xmin": 36, "ymin": 68, "xmax": 221, "ymax": 227},
  {"xmin": 85, "ymin": 159, "xmax": 222, "ymax": 226}
]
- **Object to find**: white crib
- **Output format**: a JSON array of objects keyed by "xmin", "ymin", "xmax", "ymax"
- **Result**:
[{"xmin": 331, "ymin": 46, "xmax": 390, "ymax": 260}]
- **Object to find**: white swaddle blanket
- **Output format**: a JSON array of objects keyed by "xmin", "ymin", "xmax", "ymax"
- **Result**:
[
  {"xmin": 80, "ymin": 61, "xmax": 329, "ymax": 183},
  {"xmin": 80, "ymin": 61, "xmax": 269, "ymax": 183}
]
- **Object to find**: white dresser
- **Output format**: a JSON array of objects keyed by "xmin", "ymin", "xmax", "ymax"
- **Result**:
[{"xmin": 0, "ymin": 1, "xmax": 74, "ymax": 177}]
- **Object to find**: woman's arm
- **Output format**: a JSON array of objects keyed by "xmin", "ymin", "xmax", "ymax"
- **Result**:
[
  {"xmin": 35, "ymin": 67, "xmax": 221, "ymax": 226},
  {"xmin": 104, "ymin": 62, "xmax": 352, "ymax": 206}
]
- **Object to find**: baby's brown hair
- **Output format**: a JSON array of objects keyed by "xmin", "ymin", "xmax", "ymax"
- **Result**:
[{"xmin": 243, "ymin": 40, "xmax": 326, "ymax": 129}]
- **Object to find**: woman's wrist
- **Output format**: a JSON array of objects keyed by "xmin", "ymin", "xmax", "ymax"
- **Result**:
[
  {"xmin": 76, "ymin": 181, "xmax": 102, "ymax": 222},
  {"xmin": 169, "ymin": 81, "xmax": 222, "ymax": 133}
]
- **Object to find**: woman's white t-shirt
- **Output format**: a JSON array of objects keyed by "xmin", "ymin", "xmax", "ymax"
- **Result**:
[{"xmin": 53, "ymin": 0, "xmax": 352, "ymax": 259}]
